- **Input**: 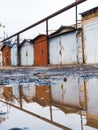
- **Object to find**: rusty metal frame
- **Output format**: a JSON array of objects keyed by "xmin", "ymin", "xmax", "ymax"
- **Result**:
[
  {"xmin": 0, "ymin": 99, "xmax": 71, "ymax": 130},
  {"xmin": 0, "ymin": 0, "xmax": 87, "ymax": 43}
]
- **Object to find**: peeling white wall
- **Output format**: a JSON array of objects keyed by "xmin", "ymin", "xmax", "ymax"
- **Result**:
[
  {"xmin": 20, "ymin": 41, "xmax": 34, "ymax": 66},
  {"xmin": 49, "ymin": 32, "xmax": 79, "ymax": 65},
  {"xmin": 83, "ymin": 17, "xmax": 98, "ymax": 63},
  {"xmin": 11, "ymin": 44, "xmax": 18, "ymax": 66}
]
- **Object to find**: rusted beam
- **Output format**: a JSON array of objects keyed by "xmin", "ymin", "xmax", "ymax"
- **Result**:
[{"xmin": 0, "ymin": 0, "xmax": 87, "ymax": 43}]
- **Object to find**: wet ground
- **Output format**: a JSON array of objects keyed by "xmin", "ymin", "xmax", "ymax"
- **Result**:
[
  {"xmin": 0, "ymin": 64, "xmax": 98, "ymax": 130},
  {"xmin": 0, "ymin": 64, "xmax": 98, "ymax": 85}
]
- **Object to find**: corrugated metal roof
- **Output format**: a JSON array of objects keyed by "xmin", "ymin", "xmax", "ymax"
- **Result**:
[
  {"xmin": 33, "ymin": 34, "xmax": 46, "ymax": 41},
  {"xmin": 3, "ymin": 41, "xmax": 12, "ymax": 47},
  {"xmin": 49, "ymin": 25, "xmax": 76, "ymax": 38},
  {"xmin": 80, "ymin": 6, "xmax": 98, "ymax": 16},
  {"xmin": 1, "ymin": 41, "xmax": 12, "ymax": 51},
  {"xmin": 19, "ymin": 39, "xmax": 33, "ymax": 47}
]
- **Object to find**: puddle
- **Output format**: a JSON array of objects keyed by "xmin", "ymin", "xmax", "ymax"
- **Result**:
[{"xmin": 0, "ymin": 78, "xmax": 98, "ymax": 130}]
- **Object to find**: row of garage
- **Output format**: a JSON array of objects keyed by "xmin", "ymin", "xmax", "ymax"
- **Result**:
[
  {"xmin": 1, "ymin": 27, "xmax": 81, "ymax": 66},
  {"xmin": 1, "ymin": 34, "xmax": 48, "ymax": 66},
  {"xmin": 1, "ymin": 6, "xmax": 98, "ymax": 66}
]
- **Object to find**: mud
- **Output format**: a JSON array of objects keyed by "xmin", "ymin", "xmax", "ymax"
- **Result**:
[{"xmin": 0, "ymin": 64, "xmax": 98, "ymax": 85}]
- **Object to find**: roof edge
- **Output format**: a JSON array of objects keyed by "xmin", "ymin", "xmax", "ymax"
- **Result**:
[{"xmin": 80, "ymin": 6, "xmax": 98, "ymax": 16}]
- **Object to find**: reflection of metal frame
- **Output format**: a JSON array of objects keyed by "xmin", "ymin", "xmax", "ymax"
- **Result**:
[
  {"xmin": 86, "ymin": 118, "xmax": 98, "ymax": 129},
  {"xmin": 0, "ymin": 78, "xmax": 87, "ymax": 129},
  {"xmin": 0, "ymin": 100, "xmax": 71, "ymax": 130},
  {"xmin": 0, "ymin": 82, "xmax": 74, "ymax": 129}
]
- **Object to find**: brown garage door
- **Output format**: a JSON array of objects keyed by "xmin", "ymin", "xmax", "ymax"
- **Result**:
[{"xmin": 34, "ymin": 35, "xmax": 48, "ymax": 66}]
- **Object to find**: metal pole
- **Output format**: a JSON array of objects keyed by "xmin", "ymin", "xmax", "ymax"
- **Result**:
[
  {"xmin": 75, "ymin": 0, "xmax": 78, "ymax": 29},
  {"xmin": 17, "ymin": 34, "xmax": 20, "ymax": 66},
  {"xmin": 46, "ymin": 20, "xmax": 49, "ymax": 64},
  {"xmin": 19, "ymin": 85, "xmax": 23, "ymax": 109}
]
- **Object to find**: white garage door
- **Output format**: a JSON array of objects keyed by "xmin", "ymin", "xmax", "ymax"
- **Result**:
[{"xmin": 84, "ymin": 20, "xmax": 98, "ymax": 63}]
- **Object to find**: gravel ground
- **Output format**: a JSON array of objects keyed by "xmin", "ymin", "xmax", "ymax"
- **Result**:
[{"xmin": 0, "ymin": 64, "xmax": 98, "ymax": 85}]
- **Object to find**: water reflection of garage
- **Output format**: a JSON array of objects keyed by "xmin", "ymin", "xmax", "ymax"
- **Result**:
[{"xmin": 1, "ymin": 78, "xmax": 98, "ymax": 129}]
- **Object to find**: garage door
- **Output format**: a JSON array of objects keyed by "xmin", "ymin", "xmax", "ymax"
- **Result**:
[{"xmin": 84, "ymin": 20, "xmax": 98, "ymax": 63}]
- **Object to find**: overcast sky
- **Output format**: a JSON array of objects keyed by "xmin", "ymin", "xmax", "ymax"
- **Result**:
[{"xmin": 0, "ymin": 0, "xmax": 98, "ymax": 39}]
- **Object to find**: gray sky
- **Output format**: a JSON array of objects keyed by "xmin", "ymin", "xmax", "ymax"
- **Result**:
[{"xmin": 0, "ymin": 0, "xmax": 98, "ymax": 39}]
